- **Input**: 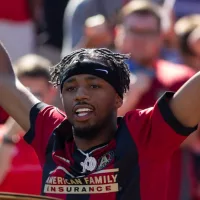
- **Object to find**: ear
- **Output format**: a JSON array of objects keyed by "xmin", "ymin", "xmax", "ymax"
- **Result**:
[{"xmin": 115, "ymin": 93, "xmax": 123, "ymax": 109}]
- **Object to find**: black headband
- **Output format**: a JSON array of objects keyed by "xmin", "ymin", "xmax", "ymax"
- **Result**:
[{"xmin": 60, "ymin": 60, "xmax": 122, "ymax": 98}]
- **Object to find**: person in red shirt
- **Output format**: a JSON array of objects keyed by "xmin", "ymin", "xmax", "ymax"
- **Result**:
[
  {"xmin": 114, "ymin": 0, "xmax": 195, "ymax": 113},
  {"xmin": 0, "ymin": 41, "xmax": 200, "ymax": 200},
  {"xmin": 0, "ymin": 54, "xmax": 57, "ymax": 195},
  {"xmin": 0, "ymin": 0, "xmax": 42, "ymax": 62}
]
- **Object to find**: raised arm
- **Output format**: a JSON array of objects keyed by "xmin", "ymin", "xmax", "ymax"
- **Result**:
[
  {"xmin": 0, "ymin": 42, "xmax": 40, "ymax": 133},
  {"xmin": 170, "ymin": 72, "xmax": 200, "ymax": 127}
]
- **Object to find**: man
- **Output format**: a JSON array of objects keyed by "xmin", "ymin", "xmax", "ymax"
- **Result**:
[
  {"xmin": 0, "ymin": 54, "xmax": 56, "ymax": 194},
  {"xmin": 115, "ymin": 0, "xmax": 194, "ymax": 112},
  {"xmin": 0, "ymin": 43, "xmax": 200, "ymax": 200}
]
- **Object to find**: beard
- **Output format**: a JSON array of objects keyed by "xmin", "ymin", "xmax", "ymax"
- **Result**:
[
  {"xmin": 72, "ymin": 123, "xmax": 103, "ymax": 140},
  {"xmin": 71, "ymin": 111, "xmax": 115, "ymax": 140}
]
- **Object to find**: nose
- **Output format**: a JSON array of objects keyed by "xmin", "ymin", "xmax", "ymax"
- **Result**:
[{"xmin": 75, "ymin": 87, "xmax": 90, "ymax": 101}]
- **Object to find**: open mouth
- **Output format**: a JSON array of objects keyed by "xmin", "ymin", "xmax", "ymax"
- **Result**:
[{"xmin": 74, "ymin": 107, "xmax": 94, "ymax": 121}]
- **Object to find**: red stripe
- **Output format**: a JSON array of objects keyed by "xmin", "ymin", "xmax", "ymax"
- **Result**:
[{"xmin": 89, "ymin": 164, "xmax": 117, "ymax": 200}]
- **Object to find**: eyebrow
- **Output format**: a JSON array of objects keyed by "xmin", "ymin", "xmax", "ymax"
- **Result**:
[
  {"xmin": 86, "ymin": 76, "xmax": 99, "ymax": 81},
  {"xmin": 64, "ymin": 77, "xmax": 76, "ymax": 84}
]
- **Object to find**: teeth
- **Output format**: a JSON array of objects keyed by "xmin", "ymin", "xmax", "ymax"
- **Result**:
[
  {"xmin": 76, "ymin": 108, "xmax": 92, "ymax": 113},
  {"xmin": 77, "ymin": 112, "xmax": 88, "ymax": 117},
  {"xmin": 75, "ymin": 108, "xmax": 93, "ymax": 117}
]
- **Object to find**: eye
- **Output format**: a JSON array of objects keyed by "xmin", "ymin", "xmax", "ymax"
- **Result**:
[
  {"xmin": 65, "ymin": 86, "xmax": 77, "ymax": 92},
  {"xmin": 90, "ymin": 84, "xmax": 100, "ymax": 89}
]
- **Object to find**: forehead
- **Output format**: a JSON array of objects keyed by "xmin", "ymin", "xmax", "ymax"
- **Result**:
[
  {"xmin": 124, "ymin": 13, "xmax": 158, "ymax": 29},
  {"xmin": 64, "ymin": 74, "xmax": 107, "ymax": 83}
]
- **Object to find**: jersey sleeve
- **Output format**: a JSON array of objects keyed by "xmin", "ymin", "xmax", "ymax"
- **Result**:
[
  {"xmin": 125, "ymin": 92, "xmax": 198, "ymax": 159},
  {"xmin": 24, "ymin": 102, "xmax": 66, "ymax": 165}
]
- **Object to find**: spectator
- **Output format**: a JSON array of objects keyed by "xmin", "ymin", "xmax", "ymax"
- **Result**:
[
  {"xmin": 61, "ymin": 0, "xmax": 129, "ymax": 57},
  {"xmin": 114, "ymin": 0, "xmax": 194, "ymax": 113},
  {"xmin": 0, "ymin": 54, "xmax": 57, "ymax": 195},
  {"xmin": 0, "ymin": 0, "xmax": 42, "ymax": 62}
]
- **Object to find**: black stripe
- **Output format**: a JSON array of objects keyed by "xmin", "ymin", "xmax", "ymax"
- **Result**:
[
  {"xmin": 115, "ymin": 118, "xmax": 141, "ymax": 200},
  {"xmin": 42, "ymin": 127, "xmax": 70, "ymax": 196},
  {"xmin": 42, "ymin": 132, "xmax": 59, "ymax": 195},
  {"xmin": 158, "ymin": 92, "xmax": 198, "ymax": 136},
  {"xmin": 24, "ymin": 102, "xmax": 48, "ymax": 144},
  {"xmin": 66, "ymin": 145, "xmax": 90, "ymax": 200},
  {"xmin": 191, "ymin": 151, "xmax": 200, "ymax": 181},
  {"xmin": 41, "ymin": 153, "xmax": 57, "ymax": 195}
]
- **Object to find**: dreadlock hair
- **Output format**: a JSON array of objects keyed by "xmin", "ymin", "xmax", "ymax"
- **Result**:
[{"xmin": 50, "ymin": 48, "xmax": 131, "ymax": 97}]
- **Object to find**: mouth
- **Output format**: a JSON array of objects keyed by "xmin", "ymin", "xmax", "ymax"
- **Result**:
[{"xmin": 74, "ymin": 107, "xmax": 95, "ymax": 122}]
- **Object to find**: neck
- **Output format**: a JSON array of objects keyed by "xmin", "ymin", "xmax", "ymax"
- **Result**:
[{"xmin": 74, "ymin": 123, "xmax": 117, "ymax": 151}]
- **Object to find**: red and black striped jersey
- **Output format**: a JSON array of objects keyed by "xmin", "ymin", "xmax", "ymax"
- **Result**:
[{"xmin": 24, "ymin": 92, "xmax": 197, "ymax": 200}]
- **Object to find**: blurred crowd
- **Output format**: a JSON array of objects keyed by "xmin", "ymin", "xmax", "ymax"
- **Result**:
[{"xmin": 0, "ymin": 0, "xmax": 199, "ymax": 199}]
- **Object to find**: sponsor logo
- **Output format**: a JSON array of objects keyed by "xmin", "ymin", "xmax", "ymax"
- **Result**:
[
  {"xmin": 44, "ymin": 168, "xmax": 119, "ymax": 194},
  {"xmin": 95, "ymin": 69, "xmax": 108, "ymax": 74},
  {"xmin": 97, "ymin": 151, "xmax": 114, "ymax": 171}
]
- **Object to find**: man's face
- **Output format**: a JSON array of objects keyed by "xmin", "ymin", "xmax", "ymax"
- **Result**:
[
  {"xmin": 115, "ymin": 13, "xmax": 162, "ymax": 65},
  {"xmin": 61, "ymin": 74, "xmax": 122, "ymax": 139},
  {"xmin": 19, "ymin": 76, "xmax": 56, "ymax": 104}
]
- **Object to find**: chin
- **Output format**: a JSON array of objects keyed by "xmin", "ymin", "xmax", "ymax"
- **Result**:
[
  {"xmin": 73, "ymin": 124, "xmax": 101, "ymax": 140},
  {"xmin": 73, "ymin": 120, "xmax": 93, "ymax": 129}
]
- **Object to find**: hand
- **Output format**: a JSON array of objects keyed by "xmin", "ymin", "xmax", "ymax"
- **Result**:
[
  {"xmin": 0, "ymin": 142, "xmax": 15, "ymax": 185},
  {"xmin": 118, "ymin": 73, "xmax": 152, "ymax": 116},
  {"xmin": 5, "ymin": 117, "xmax": 23, "ymax": 135},
  {"xmin": 129, "ymin": 72, "xmax": 153, "ymax": 95},
  {"xmin": 0, "ymin": 118, "xmax": 22, "ymax": 184},
  {"xmin": 84, "ymin": 15, "xmax": 113, "ymax": 48}
]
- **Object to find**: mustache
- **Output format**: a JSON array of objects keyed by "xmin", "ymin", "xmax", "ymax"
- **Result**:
[{"xmin": 73, "ymin": 101, "xmax": 95, "ymax": 109}]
